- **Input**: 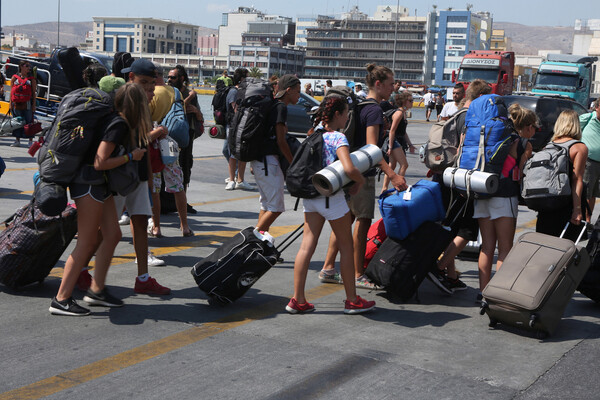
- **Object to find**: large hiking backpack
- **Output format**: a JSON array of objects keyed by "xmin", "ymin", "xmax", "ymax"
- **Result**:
[
  {"xmin": 228, "ymin": 78, "xmax": 275, "ymax": 162},
  {"xmin": 521, "ymin": 140, "xmax": 578, "ymax": 211},
  {"xmin": 457, "ymin": 94, "xmax": 516, "ymax": 196},
  {"xmin": 211, "ymin": 79, "xmax": 232, "ymax": 125},
  {"xmin": 324, "ymin": 86, "xmax": 377, "ymax": 151},
  {"xmin": 285, "ymin": 129, "xmax": 325, "ymax": 199},
  {"xmin": 424, "ymin": 108, "xmax": 467, "ymax": 173},
  {"xmin": 10, "ymin": 74, "xmax": 33, "ymax": 104},
  {"xmin": 37, "ymin": 87, "xmax": 114, "ymax": 186},
  {"xmin": 162, "ymin": 88, "xmax": 189, "ymax": 149}
]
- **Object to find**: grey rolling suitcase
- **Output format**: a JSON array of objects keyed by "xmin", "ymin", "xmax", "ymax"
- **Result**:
[{"xmin": 480, "ymin": 223, "xmax": 590, "ymax": 338}]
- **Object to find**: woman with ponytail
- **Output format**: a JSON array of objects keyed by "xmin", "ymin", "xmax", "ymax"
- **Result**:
[{"xmin": 286, "ymin": 96, "xmax": 376, "ymax": 315}]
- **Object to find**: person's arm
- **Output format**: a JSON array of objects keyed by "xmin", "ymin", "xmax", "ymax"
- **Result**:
[
  {"xmin": 570, "ymin": 143, "xmax": 588, "ymax": 225},
  {"xmin": 9, "ymin": 76, "xmax": 16, "ymax": 111},
  {"xmin": 275, "ymin": 122, "xmax": 293, "ymax": 163},
  {"xmin": 388, "ymin": 109, "xmax": 403, "ymax": 149},
  {"xmin": 148, "ymin": 125, "xmax": 168, "ymax": 142},
  {"xmin": 366, "ymin": 125, "xmax": 407, "ymax": 191},
  {"xmin": 336, "ymin": 145, "xmax": 365, "ymax": 195},
  {"xmin": 94, "ymin": 141, "xmax": 146, "ymax": 171}
]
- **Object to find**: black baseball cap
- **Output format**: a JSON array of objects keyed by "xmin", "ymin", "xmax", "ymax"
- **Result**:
[{"xmin": 274, "ymin": 74, "xmax": 301, "ymax": 99}]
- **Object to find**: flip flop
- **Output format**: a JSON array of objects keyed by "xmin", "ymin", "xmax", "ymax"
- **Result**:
[
  {"xmin": 148, "ymin": 230, "xmax": 164, "ymax": 238},
  {"xmin": 183, "ymin": 230, "xmax": 195, "ymax": 237}
]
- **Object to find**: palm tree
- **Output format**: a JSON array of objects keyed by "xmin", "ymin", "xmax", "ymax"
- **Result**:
[{"xmin": 248, "ymin": 67, "xmax": 263, "ymax": 78}]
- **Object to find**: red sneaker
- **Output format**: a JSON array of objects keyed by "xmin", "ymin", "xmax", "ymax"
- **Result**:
[
  {"xmin": 76, "ymin": 269, "xmax": 92, "ymax": 291},
  {"xmin": 285, "ymin": 298, "xmax": 315, "ymax": 314},
  {"xmin": 344, "ymin": 295, "xmax": 376, "ymax": 314},
  {"xmin": 134, "ymin": 277, "xmax": 171, "ymax": 295}
]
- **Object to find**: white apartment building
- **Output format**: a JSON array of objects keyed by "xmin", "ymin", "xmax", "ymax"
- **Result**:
[{"xmin": 92, "ymin": 17, "xmax": 198, "ymax": 55}]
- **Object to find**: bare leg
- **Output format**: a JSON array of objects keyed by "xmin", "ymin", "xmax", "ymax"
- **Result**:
[
  {"xmin": 494, "ymin": 217, "xmax": 516, "ymax": 271},
  {"xmin": 353, "ymin": 218, "xmax": 371, "ymax": 278},
  {"xmin": 56, "ymin": 195, "xmax": 103, "ymax": 301},
  {"xmin": 321, "ymin": 232, "xmax": 339, "ymax": 272},
  {"xmin": 291, "ymin": 213, "xmax": 325, "ymax": 304},
  {"xmin": 174, "ymin": 190, "xmax": 191, "ymax": 235},
  {"xmin": 237, "ymin": 161, "xmax": 247, "ymax": 182},
  {"xmin": 130, "ymin": 215, "xmax": 149, "ymax": 277},
  {"xmin": 90, "ymin": 196, "xmax": 121, "ymax": 292},
  {"xmin": 150, "ymin": 192, "xmax": 161, "ymax": 236},
  {"xmin": 330, "ymin": 212, "xmax": 358, "ymax": 302},
  {"xmin": 477, "ymin": 217, "xmax": 496, "ymax": 291},
  {"xmin": 257, "ymin": 211, "xmax": 282, "ymax": 232}
]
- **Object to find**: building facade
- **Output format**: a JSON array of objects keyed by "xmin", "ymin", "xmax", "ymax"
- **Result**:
[
  {"xmin": 92, "ymin": 17, "xmax": 198, "ymax": 55},
  {"xmin": 425, "ymin": 10, "xmax": 492, "ymax": 87},
  {"xmin": 490, "ymin": 29, "xmax": 510, "ymax": 51},
  {"xmin": 218, "ymin": 7, "xmax": 264, "ymax": 57},
  {"xmin": 228, "ymin": 45, "xmax": 304, "ymax": 78},
  {"xmin": 198, "ymin": 34, "xmax": 218, "ymax": 56},
  {"xmin": 574, "ymin": 19, "xmax": 600, "ymax": 94},
  {"xmin": 304, "ymin": 13, "xmax": 427, "ymax": 82},
  {"xmin": 295, "ymin": 15, "xmax": 333, "ymax": 47}
]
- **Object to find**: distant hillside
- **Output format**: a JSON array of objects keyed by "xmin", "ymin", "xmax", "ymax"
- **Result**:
[
  {"xmin": 2, "ymin": 21, "xmax": 217, "ymax": 48},
  {"xmin": 495, "ymin": 22, "xmax": 574, "ymax": 55},
  {"xmin": 3, "ymin": 21, "xmax": 90, "ymax": 47}
]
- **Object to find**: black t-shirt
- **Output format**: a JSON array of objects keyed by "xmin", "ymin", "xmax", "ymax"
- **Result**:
[
  {"xmin": 263, "ymin": 101, "xmax": 287, "ymax": 156},
  {"xmin": 102, "ymin": 116, "xmax": 149, "ymax": 182}
]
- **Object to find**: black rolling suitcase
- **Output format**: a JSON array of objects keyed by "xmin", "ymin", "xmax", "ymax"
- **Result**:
[
  {"xmin": 480, "ymin": 223, "xmax": 590, "ymax": 337},
  {"xmin": 0, "ymin": 201, "xmax": 78, "ymax": 289},
  {"xmin": 578, "ymin": 216, "xmax": 600, "ymax": 303},
  {"xmin": 365, "ymin": 221, "xmax": 453, "ymax": 301},
  {"xmin": 191, "ymin": 225, "xmax": 303, "ymax": 305}
]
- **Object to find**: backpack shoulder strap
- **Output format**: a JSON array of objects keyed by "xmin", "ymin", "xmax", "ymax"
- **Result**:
[{"xmin": 173, "ymin": 88, "xmax": 182, "ymax": 102}]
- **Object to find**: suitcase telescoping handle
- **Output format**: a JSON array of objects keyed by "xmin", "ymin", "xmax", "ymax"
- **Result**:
[
  {"xmin": 276, "ymin": 223, "xmax": 304, "ymax": 254},
  {"xmin": 560, "ymin": 221, "xmax": 589, "ymax": 245}
]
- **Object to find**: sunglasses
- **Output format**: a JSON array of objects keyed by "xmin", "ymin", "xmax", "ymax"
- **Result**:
[{"xmin": 167, "ymin": 75, "xmax": 178, "ymax": 80}]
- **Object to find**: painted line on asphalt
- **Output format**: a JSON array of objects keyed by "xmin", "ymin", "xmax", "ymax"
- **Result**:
[
  {"xmin": 0, "ymin": 189, "xmax": 33, "ymax": 198},
  {"xmin": 3, "ymin": 167, "xmax": 38, "ymax": 172},
  {"xmin": 0, "ymin": 272, "xmax": 343, "ymax": 400}
]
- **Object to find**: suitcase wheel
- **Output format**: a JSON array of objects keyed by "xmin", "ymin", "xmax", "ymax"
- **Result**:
[
  {"xmin": 529, "ymin": 314, "xmax": 537, "ymax": 328},
  {"xmin": 479, "ymin": 301, "xmax": 488, "ymax": 316}
]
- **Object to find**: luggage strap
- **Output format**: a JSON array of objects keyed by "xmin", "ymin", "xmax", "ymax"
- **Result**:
[{"xmin": 276, "ymin": 223, "xmax": 304, "ymax": 254}]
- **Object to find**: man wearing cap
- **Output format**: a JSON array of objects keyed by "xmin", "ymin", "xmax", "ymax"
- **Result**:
[
  {"xmin": 252, "ymin": 74, "xmax": 299, "ymax": 234},
  {"xmin": 115, "ymin": 58, "xmax": 171, "ymax": 296}
]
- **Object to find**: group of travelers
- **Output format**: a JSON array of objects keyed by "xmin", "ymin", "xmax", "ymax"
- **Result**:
[
  {"xmin": 5, "ymin": 54, "xmax": 600, "ymax": 318},
  {"xmin": 43, "ymin": 55, "xmax": 204, "ymax": 316}
]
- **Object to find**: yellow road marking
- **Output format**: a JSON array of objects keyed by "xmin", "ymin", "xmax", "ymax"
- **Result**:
[
  {"xmin": 0, "ymin": 249, "xmax": 342, "ymax": 400},
  {"xmin": 0, "ymin": 190, "xmax": 33, "ymax": 197},
  {"xmin": 3, "ymin": 167, "xmax": 38, "ymax": 172}
]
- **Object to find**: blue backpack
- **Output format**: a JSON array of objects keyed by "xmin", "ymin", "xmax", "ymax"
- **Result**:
[
  {"xmin": 162, "ymin": 88, "xmax": 189, "ymax": 149},
  {"xmin": 457, "ymin": 94, "xmax": 516, "ymax": 196}
]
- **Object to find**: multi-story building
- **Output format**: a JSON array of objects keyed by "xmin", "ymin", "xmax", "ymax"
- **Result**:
[
  {"xmin": 295, "ymin": 15, "xmax": 333, "ymax": 47},
  {"xmin": 198, "ymin": 34, "xmax": 218, "ymax": 56},
  {"xmin": 304, "ymin": 7, "xmax": 427, "ymax": 82},
  {"xmin": 92, "ymin": 17, "xmax": 198, "ymax": 55},
  {"xmin": 574, "ymin": 19, "xmax": 600, "ymax": 94},
  {"xmin": 218, "ymin": 7, "xmax": 264, "ymax": 57},
  {"xmin": 242, "ymin": 17, "xmax": 296, "ymax": 47},
  {"xmin": 228, "ymin": 45, "xmax": 304, "ymax": 77},
  {"xmin": 490, "ymin": 29, "xmax": 510, "ymax": 51},
  {"xmin": 424, "ymin": 10, "xmax": 492, "ymax": 87}
]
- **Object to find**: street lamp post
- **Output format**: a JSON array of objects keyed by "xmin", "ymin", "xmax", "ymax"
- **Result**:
[
  {"xmin": 392, "ymin": 0, "xmax": 400, "ymax": 76},
  {"xmin": 57, "ymin": 0, "xmax": 60, "ymax": 47}
]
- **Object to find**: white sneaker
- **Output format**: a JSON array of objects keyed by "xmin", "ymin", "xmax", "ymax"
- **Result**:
[
  {"xmin": 225, "ymin": 180, "xmax": 235, "ymax": 190},
  {"xmin": 147, "ymin": 218, "xmax": 154, "ymax": 235},
  {"xmin": 224, "ymin": 177, "xmax": 231, "ymax": 183},
  {"xmin": 235, "ymin": 180, "xmax": 252, "ymax": 190},
  {"xmin": 118, "ymin": 214, "xmax": 130, "ymax": 225},
  {"xmin": 135, "ymin": 251, "xmax": 166, "ymax": 266}
]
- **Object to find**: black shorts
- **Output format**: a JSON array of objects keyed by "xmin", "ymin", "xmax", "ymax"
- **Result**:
[
  {"xmin": 427, "ymin": 103, "xmax": 435, "ymax": 110},
  {"xmin": 69, "ymin": 183, "xmax": 110, "ymax": 203}
]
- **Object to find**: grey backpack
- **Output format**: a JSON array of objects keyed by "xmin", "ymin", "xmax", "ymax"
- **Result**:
[
  {"xmin": 521, "ymin": 140, "xmax": 578, "ymax": 211},
  {"xmin": 423, "ymin": 108, "xmax": 467, "ymax": 173}
]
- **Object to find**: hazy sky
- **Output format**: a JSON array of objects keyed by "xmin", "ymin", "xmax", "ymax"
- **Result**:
[{"xmin": 0, "ymin": 0, "xmax": 595, "ymax": 28}]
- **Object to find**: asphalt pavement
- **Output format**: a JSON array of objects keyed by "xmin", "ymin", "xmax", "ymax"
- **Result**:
[{"xmin": 0, "ymin": 115, "xmax": 599, "ymax": 400}]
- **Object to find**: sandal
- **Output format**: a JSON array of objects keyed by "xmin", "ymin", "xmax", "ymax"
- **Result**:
[
  {"xmin": 148, "ymin": 229, "xmax": 164, "ymax": 238},
  {"xmin": 183, "ymin": 229, "xmax": 195, "ymax": 237}
]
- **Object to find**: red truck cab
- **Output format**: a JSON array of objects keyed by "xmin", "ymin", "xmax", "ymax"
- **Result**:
[{"xmin": 452, "ymin": 50, "xmax": 515, "ymax": 95}]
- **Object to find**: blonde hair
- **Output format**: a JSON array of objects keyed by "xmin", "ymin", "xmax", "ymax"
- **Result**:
[
  {"xmin": 508, "ymin": 103, "xmax": 538, "ymax": 132},
  {"xmin": 551, "ymin": 109, "xmax": 581, "ymax": 141},
  {"xmin": 114, "ymin": 82, "xmax": 152, "ymax": 147}
]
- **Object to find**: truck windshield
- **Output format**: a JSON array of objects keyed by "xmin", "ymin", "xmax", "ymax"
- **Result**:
[
  {"xmin": 534, "ymin": 73, "xmax": 578, "ymax": 92},
  {"xmin": 457, "ymin": 68, "xmax": 499, "ymax": 83}
]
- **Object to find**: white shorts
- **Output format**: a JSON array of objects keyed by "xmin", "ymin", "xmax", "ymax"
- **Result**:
[
  {"xmin": 251, "ymin": 155, "xmax": 285, "ymax": 212},
  {"xmin": 473, "ymin": 196, "xmax": 518, "ymax": 220},
  {"xmin": 303, "ymin": 191, "xmax": 349, "ymax": 221},
  {"xmin": 114, "ymin": 181, "xmax": 152, "ymax": 217}
]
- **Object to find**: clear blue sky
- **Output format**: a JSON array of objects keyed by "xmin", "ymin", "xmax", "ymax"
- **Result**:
[{"xmin": 0, "ymin": 0, "xmax": 595, "ymax": 28}]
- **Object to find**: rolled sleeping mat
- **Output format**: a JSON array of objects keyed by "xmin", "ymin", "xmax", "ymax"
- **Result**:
[
  {"xmin": 442, "ymin": 167, "xmax": 499, "ymax": 194},
  {"xmin": 312, "ymin": 144, "xmax": 383, "ymax": 197}
]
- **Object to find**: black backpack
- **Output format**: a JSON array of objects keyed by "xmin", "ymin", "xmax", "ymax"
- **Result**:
[
  {"xmin": 211, "ymin": 80, "xmax": 231, "ymax": 125},
  {"xmin": 285, "ymin": 129, "xmax": 325, "ymax": 199},
  {"xmin": 227, "ymin": 78, "xmax": 275, "ymax": 162},
  {"xmin": 37, "ymin": 87, "xmax": 115, "ymax": 186}
]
